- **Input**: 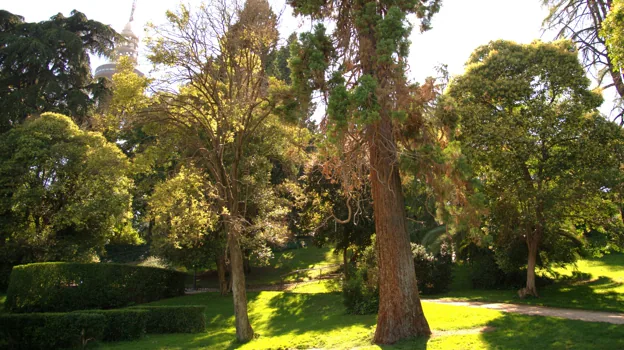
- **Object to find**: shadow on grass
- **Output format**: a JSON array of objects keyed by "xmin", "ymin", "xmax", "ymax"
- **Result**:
[
  {"xmin": 480, "ymin": 312, "xmax": 624, "ymax": 349},
  {"xmin": 261, "ymin": 291, "xmax": 372, "ymax": 335}
]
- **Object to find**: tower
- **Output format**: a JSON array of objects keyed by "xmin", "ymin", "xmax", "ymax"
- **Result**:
[{"xmin": 94, "ymin": 0, "xmax": 143, "ymax": 80}]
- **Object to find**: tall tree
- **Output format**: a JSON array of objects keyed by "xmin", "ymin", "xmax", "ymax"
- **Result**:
[
  {"xmin": 287, "ymin": 0, "xmax": 443, "ymax": 343},
  {"xmin": 0, "ymin": 10, "xmax": 119, "ymax": 132},
  {"xmin": 0, "ymin": 112, "xmax": 137, "ymax": 287},
  {"xmin": 145, "ymin": 0, "xmax": 304, "ymax": 342},
  {"xmin": 448, "ymin": 40, "xmax": 621, "ymax": 297},
  {"xmin": 543, "ymin": 0, "xmax": 624, "ymax": 124}
]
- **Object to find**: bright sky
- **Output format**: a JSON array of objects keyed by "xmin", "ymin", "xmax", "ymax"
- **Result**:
[
  {"xmin": 3, "ymin": 0, "xmax": 552, "ymax": 82},
  {"xmin": 11, "ymin": 1, "xmax": 618, "ymax": 117}
]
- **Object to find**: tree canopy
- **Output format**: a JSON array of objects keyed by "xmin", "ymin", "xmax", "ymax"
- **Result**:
[
  {"xmin": 0, "ymin": 113, "xmax": 136, "ymax": 271},
  {"xmin": 448, "ymin": 39, "xmax": 622, "ymax": 297},
  {"xmin": 0, "ymin": 10, "xmax": 119, "ymax": 132}
]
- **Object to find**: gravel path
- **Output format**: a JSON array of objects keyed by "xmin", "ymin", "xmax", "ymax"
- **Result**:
[{"xmin": 424, "ymin": 299, "xmax": 624, "ymax": 324}]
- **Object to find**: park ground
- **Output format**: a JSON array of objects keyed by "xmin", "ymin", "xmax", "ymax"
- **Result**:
[{"xmin": 2, "ymin": 247, "xmax": 623, "ymax": 349}]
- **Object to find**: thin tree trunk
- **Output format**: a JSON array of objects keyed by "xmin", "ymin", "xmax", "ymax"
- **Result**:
[
  {"xmin": 520, "ymin": 235, "xmax": 540, "ymax": 298},
  {"xmin": 227, "ymin": 225, "xmax": 254, "ymax": 342},
  {"xmin": 370, "ymin": 119, "xmax": 431, "ymax": 344},
  {"xmin": 216, "ymin": 254, "xmax": 229, "ymax": 296},
  {"xmin": 343, "ymin": 246, "xmax": 349, "ymax": 280}
]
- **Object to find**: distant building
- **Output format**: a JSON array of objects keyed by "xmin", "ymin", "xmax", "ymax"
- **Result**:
[{"xmin": 94, "ymin": 0, "xmax": 143, "ymax": 80}]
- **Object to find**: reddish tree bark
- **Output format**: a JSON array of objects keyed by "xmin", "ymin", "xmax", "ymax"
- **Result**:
[
  {"xmin": 216, "ymin": 254, "xmax": 229, "ymax": 296},
  {"xmin": 369, "ymin": 117, "xmax": 431, "ymax": 344}
]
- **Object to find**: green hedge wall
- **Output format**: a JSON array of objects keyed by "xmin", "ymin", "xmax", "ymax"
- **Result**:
[
  {"xmin": 134, "ymin": 306, "xmax": 206, "ymax": 333},
  {"xmin": 5, "ymin": 262, "xmax": 186, "ymax": 313},
  {"xmin": 79, "ymin": 309, "xmax": 149, "ymax": 341},
  {"xmin": 0, "ymin": 312, "xmax": 105, "ymax": 349}
]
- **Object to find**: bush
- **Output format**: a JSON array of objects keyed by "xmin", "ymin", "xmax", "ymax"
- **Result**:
[
  {"xmin": 0, "ymin": 312, "xmax": 105, "ymax": 349},
  {"xmin": 79, "ymin": 309, "xmax": 148, "ymax": 341},
  {"xmin": 343, "ymin": 268, "xmax": 379, "ymax": 315},
  {"xmin": 0, "ymin": 264, "xmax": 11, "ymax": 292},
  {"xmin": 5, "ymin": 262, "xmax": 186, "ymax": 313},
  {"xmin": 412, "ymin": 244, "xmax": 453, "ymax": 294},
  {"xmin": 133, "ymin": 306, "xmax": 206, "ymax": 333},
  {"xmin": 469, "ymin": 247, "xmax": 553, "ymax": 289},
  {"xmin": 343, "ymin": 238, "xmax": 454, "ymax": 314}
]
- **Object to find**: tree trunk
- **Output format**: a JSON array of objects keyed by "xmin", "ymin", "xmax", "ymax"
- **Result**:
[
  {"xmin": 216, "ymin": 254, "xmax": 229, "ymax": 296},
  {"xmin": 369, "ymin": 119, "xmax": 431, "ymax": 344},
  {"xmin": 227, "ymin": 227, "xmax": 254, "ymax": 342},
  {"xmin": 343, "ymin": 246, "xmax": 349, "ymax": 280},
  {"xmin": 193, "ymin": 268, "xmax": 197, "ymax": 291},
  {"xmin": 520, "ymin": 235, "xmax": 540, "ymax": 298}
]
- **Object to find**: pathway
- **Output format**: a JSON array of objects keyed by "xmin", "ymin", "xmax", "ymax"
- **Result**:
[{"xmin": 424, "ymin": 299, "xmax": 624, "ymax": 325}]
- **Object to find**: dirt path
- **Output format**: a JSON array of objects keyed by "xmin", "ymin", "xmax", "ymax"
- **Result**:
[{"xmin": 424, "ymin": 299, "xmax": 624, "ymax": 324}]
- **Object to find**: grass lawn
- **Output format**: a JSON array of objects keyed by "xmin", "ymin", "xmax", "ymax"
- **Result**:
[
  {"xmin": 192, "ymin": 246, "xmax": 342, "ymax": 288},
  {"xmin": 432, "ymin": 253, "xmax": 624, "ymax": 313},
  {"xmin": 100, "ymin": 288, "xmax": 624, "ymax": 349}
]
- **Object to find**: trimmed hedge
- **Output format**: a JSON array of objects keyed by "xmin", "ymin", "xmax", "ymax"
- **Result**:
[
  {"xmin": 79, "ymin": 309, "xmax": 149, "ymax": 341},
  {"xmin": 5, "ymin": 262, "xmax": 186, "ymax": 313},
  {"xmin": 0, "ymin": 312, "xmax": 105, "ymax": 349},
  {"xmin": 134, "ymin": 306, "xmax": 206, "ymax": 333}
]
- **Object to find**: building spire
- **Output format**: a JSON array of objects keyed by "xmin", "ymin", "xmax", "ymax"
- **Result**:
[{"xmin": 129, "ymin": 0, "xmax": 137, "ymax": 22}]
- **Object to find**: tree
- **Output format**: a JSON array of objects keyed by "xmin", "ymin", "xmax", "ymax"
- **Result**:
[
  {"xmin": 0, "ymin": 113, "xmax": 137, "ymax": 286},
  {"xmin": 543, "ymin": 0, "xmax": 624, "ymax": 124},
  {"xmin": 299, "ymin": 163, "xmax": 374, "ymax": 279},
  {"xmin": 287, "ymin": 0, "xmax": 444, "ymax": 343},
  {"xmin": 0, "ymin": 10, "xmax": 119, "ymax": 132},
  {"xmin": 448, "ymin": 40, "xmax": 621, "ymax": 297},
  {"xmin": 144, "ymin": 0, "xmax": 304, "ymax": 342},
  {"xmin": 602, "ymin": 0, "xmax": 624, "ymax": 79}
]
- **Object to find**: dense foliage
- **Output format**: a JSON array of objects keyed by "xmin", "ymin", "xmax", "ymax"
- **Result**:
[
  {"xmin": 133, "ymin": 306, "xmax": 206, "ymax": 334},
  {"xmin": 80, "ymin": 309, "xmax": 149, "ymax": 341},
  {"xmin": 5, "ymin": 262, "xmax": 186, "ymax": 313},
  {"xmin": 0, "ymin": 10, "xmax": 119, "ymax": 132},
  {"xmin": 0, "ymin": 113, "xmax": 137, "ymax": 289},
  {"xmin": 448, "ymin": 39, "xmax": 622, "ymax": 296},
  {"xmin": 0, "ymin": 312, "xmax": 106, "ymax": 349},
  {"xmin": 343, "ymin": 237, "xmax": 453, "ymax": 314}
]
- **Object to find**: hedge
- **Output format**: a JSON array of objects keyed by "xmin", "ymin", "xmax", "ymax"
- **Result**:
[
  {"xmin": 78, "ymin": 309, "xmax": 149, "ymax": 341},
  {"xmin": 5, "ymin": 262, "xmax": 186, "ymax": 313},
  {"xmin": 133, "ymin": 305, "xmax": 206, "ymax": 333},
  {"xmin": 0, "ymin": 312, "xmax": 105, "ymax": 349}
]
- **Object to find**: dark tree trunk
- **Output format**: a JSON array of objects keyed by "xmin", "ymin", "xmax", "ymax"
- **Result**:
[
  {"xmin": 216, "ymin": 254, "xmax": 229, "ymax": 296},
  {"xmin": 369, "ymin": 119, "xmax": 431, "ymax": 344},
  {"xmin": 343, "ymin": 246, "xmax": 349, "ymax": 280},
  {"xmin": 227, "ymin": 226, "xmax": 254, "ymax": 342},
  {"xmin": 243, "ymin": 252, "xmax": 251, "ymax": 275}
]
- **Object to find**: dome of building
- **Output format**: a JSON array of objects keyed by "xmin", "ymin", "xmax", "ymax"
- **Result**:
[{"xmin": 94, "ymin": 0, "xmax": 143, "ymax": 81}]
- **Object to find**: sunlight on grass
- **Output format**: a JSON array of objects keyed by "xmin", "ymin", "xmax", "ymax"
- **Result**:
[{"xmin": 100, "ymin": 289, "xmax": 624, "ymax": 350}]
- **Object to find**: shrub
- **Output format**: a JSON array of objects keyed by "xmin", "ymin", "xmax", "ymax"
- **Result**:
[
  {"xmin": 79, "ymin": 309, "xmax": 148, "ymax": 341},
  {"xmin": 133, "ymin": 306, "xmax": 206, "ymax": 333},
  {"xmin": 343, "ymin": 237, "xmax": 378, "ymax": 314},
  {"xmin": 0, "ymin": 264, "xmax": 11, "ymax": 292},
  {"xmin": 412, "ymin": 244, "xmax": 453, "ymax": 294},
  {"xmin": 343, "ymin": 238, "xmax": 454, "ymax": 314},
  {"xmin": 343, "ymin": 268, "xmax": 379, "ymax": 314},
  {"xmin": 0, "ymin": 312, "xmax": 105, "ymax": 349},
  {"xmin": 469, "ymin": 247, "xmax": 553, "ymax": 289},
  {"xmin": 5, "ymin": 262, "xmax": 186, "ymax": 313}
]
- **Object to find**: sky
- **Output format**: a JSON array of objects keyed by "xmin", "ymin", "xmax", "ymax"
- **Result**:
[{"xmin": 3, "ymin": 0, "xmax": 552, "ymax": 82}]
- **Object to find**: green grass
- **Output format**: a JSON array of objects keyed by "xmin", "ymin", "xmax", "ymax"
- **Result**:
[
  {"xmin": 432, "ymin": 253, "xmax": 624, "ymax": 313},
  {"xmin": 192, "ymin": 246, "xmax": 342, "ymax": 288},
  {"xmin": 100, "ymin": 290, "xmax": 624, "ymax": 349}
]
